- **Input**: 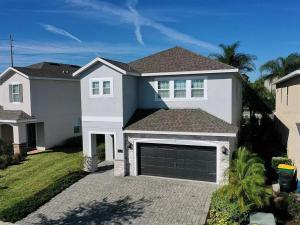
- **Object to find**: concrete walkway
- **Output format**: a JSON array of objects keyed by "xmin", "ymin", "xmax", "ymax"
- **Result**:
[{"xmin": 18, "ymin": 167, "xmax": 216, "ymax": 225}]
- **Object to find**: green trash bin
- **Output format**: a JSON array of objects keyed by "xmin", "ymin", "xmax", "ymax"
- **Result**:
[{"xmin": 277, "ymin": 164, "xmax": 296, "ymax": 192}]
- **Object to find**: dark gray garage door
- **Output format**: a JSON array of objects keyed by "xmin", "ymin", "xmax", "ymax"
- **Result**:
[{"xmin": 138, "ymin": 143, "xmax": 217, "ymax": 182}]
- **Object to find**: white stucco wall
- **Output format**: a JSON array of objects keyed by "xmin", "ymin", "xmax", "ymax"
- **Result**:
[
  {"xmin": 30, "ymin": 79, "xmax": 81, "ymax": 148},
  {"xmin": 137, "ymin": 73, "xmax": 237, "ymax": 124}
]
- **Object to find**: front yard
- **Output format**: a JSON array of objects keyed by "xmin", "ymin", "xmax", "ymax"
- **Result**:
[{"xmin": 0, "ymin": 148, "xmax": 86, "ymax": 222}]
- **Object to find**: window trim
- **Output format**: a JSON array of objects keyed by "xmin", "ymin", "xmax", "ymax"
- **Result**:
[
  {"xmin": 89, "ymin": 78, "xmax": 113, "ymax": 98},
  {"xmin": 174, "ymin": 80, "xmax": 187, "ymax": 99},
  {"xmin": 9, "ymin": 82, "xmax": 23, "ymax": 104},
  {"xmin": 191, "ymin": 79, "xmax": 205, "ymax": 99},
  {"xmin": 157, "ymin": 80, "xmax": 170, "ymax": 99},
  {"xmin": 155, "ymin": 76, "xmax": 207, "ymax": 101}
]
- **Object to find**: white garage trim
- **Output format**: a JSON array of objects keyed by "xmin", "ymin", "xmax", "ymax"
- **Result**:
[{"xmin": 131, "ymin": 138, "xmax": 223, "ymax": 184}]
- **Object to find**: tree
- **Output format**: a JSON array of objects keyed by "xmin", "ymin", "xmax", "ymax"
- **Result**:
[
  {"xmin": 260, "ymin": 53, "xmax": 300, "ymax": 81},
  {"xmin": 210, "ymin": 42, "xmax": 257, "ymax": 73},
  {"xmin": 222, "ymin": 147, "xmax": 272, "ymax": 212}
]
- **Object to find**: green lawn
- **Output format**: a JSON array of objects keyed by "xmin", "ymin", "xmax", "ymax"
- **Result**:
[{"xmin": 0, "ymin": 149, "xmax": 86, "ymax": 222}]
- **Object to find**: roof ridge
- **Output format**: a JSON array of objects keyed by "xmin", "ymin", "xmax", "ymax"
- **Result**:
[
  {"xmin": 128, "ymin": 46, "xmax": 179, "ymax": 64},
  {"xmin": 128, "ymin": 46, "xmax": 237, "ymax": 73}
]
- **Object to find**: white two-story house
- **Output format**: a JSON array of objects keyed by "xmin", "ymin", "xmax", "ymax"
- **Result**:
[
  {"xmin": 0, "ymin": 62, "xmax": 82, "ymax": 154},
  {"xmin": 74, "ymin": 47, "xmax": 243, "ymax": 184}
]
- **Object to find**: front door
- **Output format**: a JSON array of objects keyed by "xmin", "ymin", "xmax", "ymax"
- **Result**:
[{"xmin": 27, "ymin": 123, "xmax": 36, "ymax": 148}]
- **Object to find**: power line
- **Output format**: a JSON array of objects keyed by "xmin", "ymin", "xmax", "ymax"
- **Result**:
[
  {"xmin": 9, "ymin": 34, "xmax": 14, "ymax": 67},
  {"xmin": 0, "ymin": 35, "xmax": 15, "ymax": 67}
]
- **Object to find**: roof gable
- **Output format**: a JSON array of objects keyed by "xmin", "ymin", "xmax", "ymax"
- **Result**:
[
  {"xmin": 73, "ymin": 57, "xmax": 139, "ymax": 77},
  {"xmin": 0, "ymin": 62, "xmax": 81, "ymax": 81},
  {"xmin": 128, "ymin": 46, "xmax": 237, "ymax": 74}
]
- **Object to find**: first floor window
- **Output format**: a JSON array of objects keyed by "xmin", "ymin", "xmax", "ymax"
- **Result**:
[
  {"xmin": 191, "ymin": 79, "xmax": 204, "ymax": 98},
  {"xmin": 91, "ymin": 81, "xmax": 100, "ymax": 96},
  {"xmin": 9, "ymin": 83, "xmax": 23, "ymax": 103},
  {"xmin": 158, "ymin": 80, "xmax": 169, "ymax": 98},
  {"xmin": 174, "ymin": 80, "xmax": 186, "ymax": 98},
  {"xmin": 103, "ymin": 81, "xmax": 111, "ymax": 95}
]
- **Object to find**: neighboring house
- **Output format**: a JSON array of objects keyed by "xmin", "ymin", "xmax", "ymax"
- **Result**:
[
  {"xmin": 274, "ymin": 70, "xmax": 300, "ymax": 178},
  {"xmin": 0, "ymin": 62, "xmax": 82, "ymax": 154},
  {"xmin": 74, "ymin": 46, "xmax": 243, "ymax": 184},
  {"xmin": 264, "ymin": 74, "xmax": 279, "ymax": 93}
]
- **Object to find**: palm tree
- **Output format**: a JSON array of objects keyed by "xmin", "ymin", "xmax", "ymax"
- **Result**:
[
  {"xmin": 210, "ymin": 42, "xmax": 257, "ymax": 73},
  {"xmin": 222, "ymin": 147, "xmax": 272, "ymax": 212},
  {"xmin": 260, "ymin": 53, "xmax": 300, "ymax": 80}
]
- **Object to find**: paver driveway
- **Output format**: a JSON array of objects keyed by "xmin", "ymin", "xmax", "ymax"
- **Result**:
[{"xmin": 18, "ymin": 166, "xmax": 217, "ymax": 225}]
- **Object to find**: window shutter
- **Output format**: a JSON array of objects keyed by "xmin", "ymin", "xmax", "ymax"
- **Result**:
[
  {"xmin": 9, "ymin": 84, "xmax": 12, "ymax": 102},
  {"xmin": 19, "ymin": 84, "xmax": 23, "ymax": 102}
]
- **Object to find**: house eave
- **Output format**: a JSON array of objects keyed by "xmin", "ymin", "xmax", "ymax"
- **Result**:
[
  {"xmin": 123, "ymin": 130, "xmax": 237, "ymax": 137},
  {"xmin": 140, "ymin": 69, "xmax": 239, "ymax": 76},
  {"xmin": 274, "ymin": 70, "xmax": 300, "ymax": 85},
  {"xmin": 0, "ymin": 67, "xmax": 29, "ymax": 80}
]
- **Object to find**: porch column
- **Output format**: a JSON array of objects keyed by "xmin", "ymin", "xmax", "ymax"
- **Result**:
[
  {"xmin": 12, "ymin": 123, "xmax": 27, "ymax": 156},
  {"xmin": 105, "ymin": 134, "xmax": 114, "ymax": 161},
  {"xmin": 82, "ymin": 129, "xmax": 97, "ymax": 172}
]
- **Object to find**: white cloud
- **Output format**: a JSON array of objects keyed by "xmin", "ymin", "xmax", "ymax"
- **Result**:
[
  {"xmin": 0, "ymin": 40, "xmax": 161, "ymax": 70},
  {"xmin": 41, "ymin": 24, "xmax": 82, "ymax": 43},
  {"xmin": 65, "ymin": 0, "xmax": 219, "ymax": 51}
]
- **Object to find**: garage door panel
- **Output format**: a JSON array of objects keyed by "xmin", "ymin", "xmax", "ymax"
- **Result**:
[{"xmin": 138, "ymin": 143, "xmax": 217, "ymax": 182}]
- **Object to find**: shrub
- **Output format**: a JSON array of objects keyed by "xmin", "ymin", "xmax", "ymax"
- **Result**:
[
  {"xmin": 208, "ymin": 187, "xmax": 249, "ymax": 225},
  {"xmin": 11, "ymin": 153, "xmax": 22, "ymax": 165},
  {"xmin": 272, "ymin": 157, "xmax": 293, "ymax": 169},
  {"xmin": 287, "ymin": 193, "xmax": 300, "ymax": 223},
  {"xmin": 225, "ymin": 147, "xmax": 272, "ymax": 212},
  {"xmin": 0, "ymin": 154, "xmax": 12, "ymax": 169},
  {"xmin": 62, "ymin": 136, "xmax": 82, "ymax": 148}
]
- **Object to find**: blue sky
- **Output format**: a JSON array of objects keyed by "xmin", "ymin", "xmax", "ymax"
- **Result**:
[{"xmin": 0, "ymin": 0, "xmax": 300, "ymax": 80}]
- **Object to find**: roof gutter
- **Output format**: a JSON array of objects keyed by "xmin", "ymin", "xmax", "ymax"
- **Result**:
[
  {"xmin": 274, "ymin": 70, "xmax": 300, "ymax": 84},
  {"xmin": 123, "ymin": 130, "xmax": 237, "ymax": 137},
  {"xmin": 0, "ymin": 118, "xmax": 37, "ymax": 124},
  {"xmin": 141, "ymin": 69, "xmax": 239, "ymax": 76}
]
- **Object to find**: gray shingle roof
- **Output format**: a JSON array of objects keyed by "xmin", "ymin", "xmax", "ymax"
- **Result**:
[
  {"xmin": 125, "ymin": 108, "xmax": 238, "ymax": 134},
  {"xmin": 102, "ymin": 58, "xmax": 138, "ymax": 73},
  {"xmin": 128, "ymin": 46, "xmax": 236, "ymax": 73},
  {"xmin": 0, "ymin": 110, "xmax": 35, "ymax": 121},
  {"xmin": 13, "ymin": 62, "xmax": 81, "ymax": 79}
]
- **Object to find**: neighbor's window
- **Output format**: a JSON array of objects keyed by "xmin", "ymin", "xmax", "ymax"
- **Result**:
[
  {"xmin": 191, "ymin": 79, "xmax": 204, "ymax": 98},
  {"xmin": 91, "ymin": 81, "xmax": 100, "ymax": 96},
  {"xmin": 157, "ymin": 80, "xmax": 169, "ymax": 98},
  {"xmin": 103, "ymin": 81, "xmax": 111, "ymax": 95},
  {"xmin": 174, "ymin": 80, "xmax": 186, "ymax": 98},
  {"xmin": 9, "ymin": 84, "xmax": 23, "ymax": 103}
]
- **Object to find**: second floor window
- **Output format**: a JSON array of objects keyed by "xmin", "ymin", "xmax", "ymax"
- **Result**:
[
  {"xmin": 191, "ymin": 79, "xmax": 204, "ymax": 98},
  {"xmin": 91, "ymin": 81, "xmax": 100, "ymax": 95},
  {"xmin": 174, "ymin": 80, "xmax": 186, "ymax": 98},
  {"xmin": 9, "ymin": 83, "xmax": 23, "ymax": 103},
  {"xmin": 90, "ymin": 78, "xmax": 113, "ymax": 97},
  {"xmin": 158, "ymin": 81, "xmax": 169, "ymax": 98},
  {"xmin": 103, "ymin": 81, "xmax": 111, "ymax": 95}
]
